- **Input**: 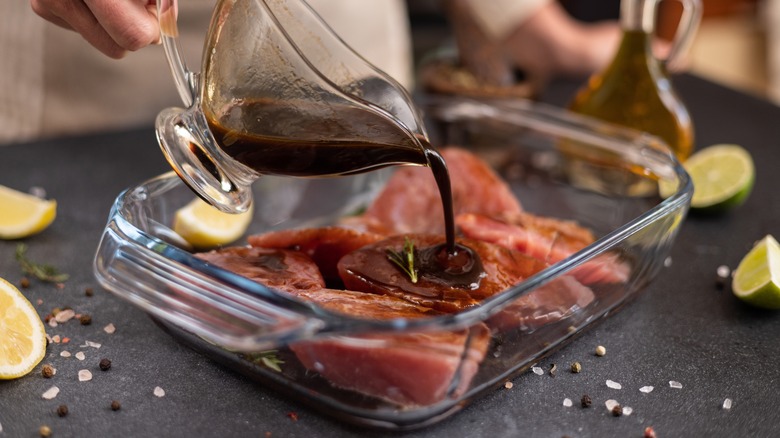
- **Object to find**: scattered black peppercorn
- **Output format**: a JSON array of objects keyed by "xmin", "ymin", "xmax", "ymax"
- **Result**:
[
  {"xmin": 611, "ymin": 404, "xmax": 623, "ymax": 416},
  {"xmin": 85, "ymin": 287, "xmax": 94, "ymax": 297},
  {"xmin": 99, "ymin": 358, "xmax": 112, "ymax": 371},
  {"xmin": 79, "ymin": 314, "xmax": 92, "ymax": 325},
  {"xmin": 56, "ymin": 405, "xmax": 68, "ymax": 417},
  {"xmin": 41, "ymin": 364, "xmax": 54, "ymax": 378},
  {"xmin": 111, "ymin": 400, "xmax": 121, "ymax": 411},
  {"xmin": 20, "ymin": 277, "xmax": 30, "ymax": 288},
  {"xmin": 581, "ymin": 394, "xmax": 592, "ymax": 408}
]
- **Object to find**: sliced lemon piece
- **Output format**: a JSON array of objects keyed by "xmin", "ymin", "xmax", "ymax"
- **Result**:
[
  {"xmin": 685, "ymin": 144, "xmax": 754, "ymax": 213},
  {"xmin": 173, "ymin": 197, "xmax": 253, "ymax": 249},
  {"xmin": 0, "ymin": 276, "xmax": 47, "ymax": 379},
  {"xmin": 0, "ymin": 185, "xmax": 56, "ymax": 240},
  {"xmin": 732, "ymin": 235, "xmax": 780, "ymax": 310}
]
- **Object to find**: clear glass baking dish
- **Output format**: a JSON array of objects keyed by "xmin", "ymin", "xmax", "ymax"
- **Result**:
[{"xmin": 94, "ymin": 97, "xmax": 691, "ymax": 430}]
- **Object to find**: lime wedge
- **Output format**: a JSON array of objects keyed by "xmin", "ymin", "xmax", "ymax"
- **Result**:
[
  {"xmin": 685, "ymin": 144, "xmax": 754, "ymax": 212},
  {"xmin": 732, "ymin": 235, "xmax": 780, "ymax": 309}
]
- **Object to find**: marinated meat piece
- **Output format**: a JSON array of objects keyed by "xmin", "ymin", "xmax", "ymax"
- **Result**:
[
  {"xmin": 248, "ymin": 227, "xmax": 384, "ymax": 285},
  {"xmin": 358, "ymin": 148, "xmax": 522, "ymax": 235},
  {"xmin": 338, "ymin": 234, "xmax": 595, "ymax": 331},
  {"xmin": 485, "ymin": 275, "xmax": 595, "ymax": 332},
  {"xmin": 195, "ymin": 246, "xmax": 325, "ymax": 293},
  {"xmin": 290, "ymin": 288, "xmax": 490, "ymax": 406},
  {"xmin": 457, "ymin": 212, "xmax": 630, "ymax": 284},
  {"xmin": 338, "ymin": 234, "xmax": 544, "ymax": 313}
]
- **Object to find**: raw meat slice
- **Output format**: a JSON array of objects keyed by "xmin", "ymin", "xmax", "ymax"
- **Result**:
[
  {"xmin": 357, "ymin": 147, "xmax": 522, "ymax": 235},
  {"xmin": 195, "ymin": 246, "xmax": 325, "ymax": 293},
  {"xmin": 456, "ymin": 212, "xmax": 630, "ymax": 284},
  {"xmin": 290, "ymin": 288, "xmax": 490, "ymax": 406},
  {"xmin": 248, "ymin": 227, "xmax": 384, "ymax": 285}
]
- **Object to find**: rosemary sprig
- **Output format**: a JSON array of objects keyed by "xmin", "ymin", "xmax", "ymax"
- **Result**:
[
  {"xmin": 15, "ymin": 243, "xmax": 70, "ymax": 283},
  {"xmin": 246, "ymin": 350, "xmax": 284, "ymax": 373},
  {"xmin": 386, "ymin": 236, "xmax": 418, "ymax": 283}
]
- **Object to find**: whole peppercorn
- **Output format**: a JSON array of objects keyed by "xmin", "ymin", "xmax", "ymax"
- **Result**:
[
  {"xmin": 79, "ymin": 314, "xmax": 92, "ymax": 325},
  {"xmin": 41, "ymin": 364, "xmax": 55, "ymax": 378},
  {"xmin": 39, "ymin": 425, "xmax": 52, "ymax": 437},
  {"xmin": 99, "ymin": 358, "xmax": 112, "ymax": 371},
  {"xmin": 111, "ymin": 400, "xmax": 121, "ymax": 411},
  {"xmin": 612, "ymin": 404, "xmax": 623, "ymax": 416},
  {"xmin": 581, "ymin": 394, "xmax": 592, "ymax": 408},
  {"xmin": 85, "ymin": 287, "xmax": 94, "ymax": 297},
  {"xmin": 56, "ymin": 405, "xmax": 69, "ymax": 417},
  {"xmin": 20, "ymin": 277, "xmax": 30, "ymax": 288}
]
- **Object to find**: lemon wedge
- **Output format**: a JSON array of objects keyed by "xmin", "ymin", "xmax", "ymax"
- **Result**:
[
  {"xmin": 173, "ymin": 197, "xmax": 253, "ymax": 249},
  {"xmin": 0, "ymin": 276, "xmax": 47, "ymax": 379},
  {"xmin": 0, "ymin": 185, "xmax": 56, "ymax": 240}
]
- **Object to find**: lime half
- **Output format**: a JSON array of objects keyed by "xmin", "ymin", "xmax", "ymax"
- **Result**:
[
  {"xmin": 732, "ymin": 235, "xmax": 780, "ymax": 310},
  {"xmin": 686, "ymin": 144, "xmax": 754, "ymax": 212}
]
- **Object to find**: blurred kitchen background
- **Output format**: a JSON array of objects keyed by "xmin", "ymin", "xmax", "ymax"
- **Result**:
[{"xmin": 407, "ymin": 0, "xmax": 777, "ymax": 103}]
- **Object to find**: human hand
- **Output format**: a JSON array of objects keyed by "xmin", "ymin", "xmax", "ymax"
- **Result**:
[{"xmin": 30, "ymin": 0, "xmax": 161, "ymax": 59}]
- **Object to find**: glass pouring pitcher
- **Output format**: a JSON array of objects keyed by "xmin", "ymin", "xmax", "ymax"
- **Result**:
[
  {"xmin": 568, "ymin": 0, "xmax": 702, "ymax": 161},
  {"xmin": 155, "ymin": 0, "xmax": 430, "ymax": 213}
]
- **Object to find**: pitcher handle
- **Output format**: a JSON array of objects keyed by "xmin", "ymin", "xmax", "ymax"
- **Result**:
[
  {"xmin": 158, "ymin": 0, "xmax": 197, "ymax": 107},
  {"xmin": 662, "ymin": 0, "xmax": 702, "ymax": 71}
]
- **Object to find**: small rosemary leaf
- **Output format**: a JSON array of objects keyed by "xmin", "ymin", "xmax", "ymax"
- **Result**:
[{"xmin": 385, "ymin": 237, "xmax": 418, "ymax": 283}]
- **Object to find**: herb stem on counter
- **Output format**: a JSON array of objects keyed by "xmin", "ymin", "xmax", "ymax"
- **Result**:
[{"xmin": 15, "ymin": 244, "xmax": 69, "ymax": 283}]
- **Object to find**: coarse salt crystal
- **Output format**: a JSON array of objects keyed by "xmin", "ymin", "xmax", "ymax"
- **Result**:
[
  {"xmin": 504, "ymin": 381, "xmax": 513, "ymax": 389},
  {"xmin": 723, "ymin": 398, "xmax": 733, "ymax": 410},
  {"xmin": 42, "ymin": 386, "xmax": 60, "ymax": 400},
  {"xmin": 54, "ymin": 309, "xmax": 75, "ymax": 323},
  {"xmin": 78, "ymin": 370, "xmax": 93, "ymax": 382},
  {"xmin": 51, "ymin": 335, "xmax": 61, "ymax": 343},
  {"xmin": 48, "ymin": 319, "xmax": 58, "ymax": 328},
  {"xmin": 104, "ymin": 323, "xmax": 116, "ymax": 334},
  {"xmin": 563, "ymin": 398, "xmax": 573, "ymax": 407},
  {"xmin": 605, "ymin": 399, "xmax": 619, "ymax": 411},
  {"xmin": 154, "ymin": 386, "xmax": 166, "ymax": 397},
  {"xmin": 75, "ymin": 351, "xmax": 86, "ymax": 361},
  {"xmin": 623, "ymin": 406, "xmax": 633, "ymax": 416},
  {"xmin": 0, "ymin": 419, "xmax": 3, "ymax": 432},
  {"xmin": 669, "ymin": 381, "xmax": 683, "ymax": 389},
  {"xmin": 531, "ymin": 366, "xmax": 544, "ymax": 375},
  {"xmin": 640, "ymin": 386, "xmax": 654, "ymax": 393},
  {"xmin": 606, "ymin": 380, "xmax": 622, "ymax": 390},
  {"xmin": 60, "ymin": 351, "xmax": 71, "ymax": 358},
  {"xmin": 717, "ymin": 265, "xmax": 731, "ymax": 278},
  {"xmin": 81, "ymin": 341, "xmax": 102, "ymax": 349},
  {"xmin": 664, "ymin": 256, "xmax": 673, "ymax": 268}
]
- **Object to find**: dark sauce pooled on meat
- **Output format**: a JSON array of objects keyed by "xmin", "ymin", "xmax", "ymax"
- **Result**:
[{"xmin": 417, "ymin": 243, "xmax": 485, "ymax": 290}]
